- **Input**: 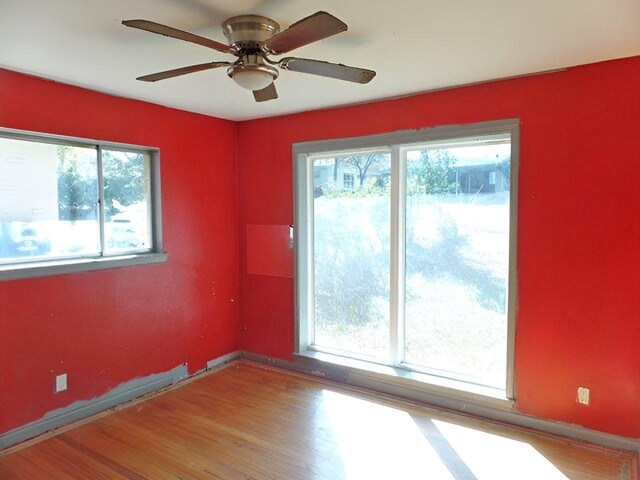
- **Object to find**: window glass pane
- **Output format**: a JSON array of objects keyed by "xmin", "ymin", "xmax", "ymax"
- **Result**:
[
  {"xmin": 0, "ymin": 138, "xmax": 99, "ymax": 263},
  {"xmin": 404, "ymin": 141, "xmax": 511, "ymax": 388},
  {"xmin": 313, "ymin": 152, "xmax": 391, "ymax": 359},
  {"xmin": 103, "ymin": 150, "xmax": 151, "ymax": 254}
]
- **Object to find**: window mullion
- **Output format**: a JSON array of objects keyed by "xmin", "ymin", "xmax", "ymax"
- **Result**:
[
  {"xmin": 96, "ymin": 145, "xmax": 106, "ymax": 256},
  {"xmin": 398, "ymin": 149, "xmax": 407, "ymax": 365},
  {"xmin": 389, "ymin": 145, "xmax": 406, "ymax": 366}
]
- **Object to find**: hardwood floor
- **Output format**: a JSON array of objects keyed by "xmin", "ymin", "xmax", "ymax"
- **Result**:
[{"xmin": 0, "ymin": 361, "xmax": 636, "ymax": 479}]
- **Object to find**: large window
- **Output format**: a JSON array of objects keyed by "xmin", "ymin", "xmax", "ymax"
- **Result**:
[
  {"xmin": 295, "ymin": 120, "xmax": 518, "ymax": 396},
  {"xmin": 0, "ymin": 129, "xmax": 164, "ymax": 279}
]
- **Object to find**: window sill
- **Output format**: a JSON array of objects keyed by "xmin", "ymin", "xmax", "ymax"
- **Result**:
[
  {"xmin": 0, "ymin": 252, "xmax": 168, "ymax": 281},
  {"xmin": 295, "ymin": 349, "xmax": 515, "ymax": 411}
]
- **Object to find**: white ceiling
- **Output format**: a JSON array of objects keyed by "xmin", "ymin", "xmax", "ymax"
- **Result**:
[{"xmin": 1, "ymin": 0, "xmax": 640, "ymax": 121}]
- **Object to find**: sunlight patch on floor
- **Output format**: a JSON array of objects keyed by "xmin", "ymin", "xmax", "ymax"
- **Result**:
[
  {"xmin": 431, "ymin": 419, "xmax": 569, "ymax": 479},
  {"xmin": 320, "ymin": 390, "xmax": 454, "ymax": 479},
  {"xmin": 320, "ymin": 389, "xmax": 568, "ymax": 479}
]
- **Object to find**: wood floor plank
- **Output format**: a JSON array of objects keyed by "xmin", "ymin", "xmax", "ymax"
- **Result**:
[{"xmin": 0, "ymin": 361, "xmax": 635, "ymax": 479}]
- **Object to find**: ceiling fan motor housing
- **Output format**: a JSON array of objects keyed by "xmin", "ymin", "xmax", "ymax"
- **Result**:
[{"xmin": 222, "ymin": 15, "xmax": 280, "ymax": 52}]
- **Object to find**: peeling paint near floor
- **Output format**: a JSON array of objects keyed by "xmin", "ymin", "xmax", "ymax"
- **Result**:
[{"xmin": 0, "ymin": 364, "xmax": 188, "ymax": 450}]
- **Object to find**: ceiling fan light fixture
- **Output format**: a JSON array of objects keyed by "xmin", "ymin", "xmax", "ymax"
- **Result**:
[{"xmin": 227, "ymin": 63, "xmax": 278, "ymax": 90}]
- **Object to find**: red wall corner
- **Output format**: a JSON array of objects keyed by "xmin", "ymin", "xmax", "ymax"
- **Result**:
[
  {"xmin": 236, "ymin": 56, "xmax": 640, "ymax": 439},
  {"xmin": 0, "ymin": 68, "xmax": 240, "ymax": 434}
]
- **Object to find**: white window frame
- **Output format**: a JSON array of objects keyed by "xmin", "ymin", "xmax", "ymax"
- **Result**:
[
  {"xmin": 0, "ymin": 127, "xmax": 166, "ymax": 281},
  {"xmin": 293, "ymin": 119, "xmax": 519, "ymax": 399}
]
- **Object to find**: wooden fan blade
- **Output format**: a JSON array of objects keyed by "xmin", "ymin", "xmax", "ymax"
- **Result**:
[
  {"xmin": 280, "ymin": 58, "xmax": 376, "ymax": 84},
  {"xmin": 123, "ymin": 19, "xmax": 233, "ymax": 54},
  {"xmin": 253, "ymin": 83, "xmax": 278, "ymax": 102},
  {"xmin": 136, "ymin": 62, "xmax": 232, "ymax": 82},
  {"xmin": 263, "ymin": 12, "xmax": 347, "ymax": 55}
]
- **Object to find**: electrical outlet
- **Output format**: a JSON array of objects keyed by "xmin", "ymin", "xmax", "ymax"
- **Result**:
[
  {"xmin": 55, "ymin": 373, "xmax": 67, "ymax": 393},
  {"xmin": 577, "ymin": 386, "xmax": 590, "ymax": 406}
]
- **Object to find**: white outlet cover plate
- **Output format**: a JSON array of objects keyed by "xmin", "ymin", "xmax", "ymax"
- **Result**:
[
  {"xmin": 577, "ymin": 386, "xmax": 590, "ymax": 405},
  {"xmin": 56, "ymin": 373, "xmax": 67, "ymax": 393}
]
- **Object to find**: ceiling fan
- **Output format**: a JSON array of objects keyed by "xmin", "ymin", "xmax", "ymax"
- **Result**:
[{"xmin": 122, "ymin": 11, "xmax": 376, "ymax": 102}]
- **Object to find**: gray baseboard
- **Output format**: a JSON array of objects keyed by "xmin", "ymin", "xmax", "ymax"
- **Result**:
[
  {"xmin": 242, "ymin": 351, "xmax": 640, "ymax": 455},
  {"xmin": 0, "ymin": 364, "xmax": 188, "ymax": 450},
  {"xmin": 206, "ymin": 350, "xmax": 242, "ymax": 370},
  {"xmin": 1, "ymin": 350, "xmax": 245, "ymax": 452},
  {"xmin": 3, "ymin": 349, "xmax": 638, "ymax": 458}
]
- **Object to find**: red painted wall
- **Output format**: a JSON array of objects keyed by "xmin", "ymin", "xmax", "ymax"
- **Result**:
[
  {"xmin": 237, "ymin": 56, "xmax": 640, "ymax": 438},
  {"xmin": 2, "ymin": 56, "xmax": 639, "ymax": 441},
  {"xmin": 0, "ymin": 69, "xmax": 239, "ymax": 434}
]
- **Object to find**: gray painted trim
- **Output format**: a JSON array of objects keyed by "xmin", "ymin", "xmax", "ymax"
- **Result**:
[
  {"xmin": 506, "ymin": 121, "xmax": 520, "ymax": 399},
  {"xmin": 243, "ymin": 351, "xmax": 640, "ymax": 455},
  {"xmin": 293, "ymin": 151, "xmax": 302, "ymax": 354},
  {"xmin": 0, "ymin": 127, "xmax": 166, "ymax": 281},
  {"xmin": 0, "ymin": 364, "xmax": 187, "ymax": 450},
  {"xmin": 3, "ymin": 350, "xmax": 638, "ymax": 457},
  {"xmin": 292, "ymin": 147, "xmax": 313, "ymax": 353},
  {"xmin": 292, "ymin": 119, "xmax": 521, "ymax": 157},
  {"xmin": 1, "ymin": 350, "xmax": 243, "ymax": 451},
  {"xmin": 0, "ymin": 253, "xmax": 168, "ymax": 281},
  {"xmin": 0, "ymin": 126, "xmax": 159, "ymax": 152},
  {"xmin": 150, "ymin": 150, "xmax": 163, "ymax": 254},
  {"xmin": 206, "ymin": 350, "xmax": 242, "ymax": 370}
]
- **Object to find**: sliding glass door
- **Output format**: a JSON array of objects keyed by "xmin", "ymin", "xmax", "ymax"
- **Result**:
[
  {"xmin": 296, "ymin": 121, "xmax": 517, "ymax": 394},
  {"xmin": 402, "ymin": 140, "xmax": 511, "ymax": 388},
  {"xmin": 312, "ymin": 152, "xmax": 392, "ymax": 359}
]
